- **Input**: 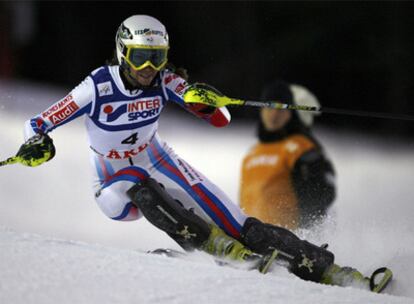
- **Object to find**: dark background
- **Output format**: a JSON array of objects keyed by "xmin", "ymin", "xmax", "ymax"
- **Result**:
[{"xmin": 1, "ymin": 1, "xmax": 414, "ymax": 136}]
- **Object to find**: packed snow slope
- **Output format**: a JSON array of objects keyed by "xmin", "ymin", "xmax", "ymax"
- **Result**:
[
  {"xmin": 1, "ymin": 80, "xmax": 414, "ymax": 303},
  {"xmin": 0, "ymin": 228, "xmax": 412, "ymax": 304}
]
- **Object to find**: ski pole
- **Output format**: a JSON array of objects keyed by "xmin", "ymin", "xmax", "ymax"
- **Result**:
[
  {"xmin": 183, "ymin": 85, "xmax": 414, "ymax": 121},
  {"xmin": 0, "ymin": 157, "xmax": 19, "ymax": 167},
  {"xmin": 241, "ymin": 100, "xmax": 414, "ymax": 121}
]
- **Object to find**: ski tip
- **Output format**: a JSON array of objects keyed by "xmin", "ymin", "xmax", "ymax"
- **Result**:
[
  {"xmin": 370, "ymin": 267, "xmax": 393, "ymax": 293},
  {"xmin": 148, "ymin": 248, "xmax": 187, "ymax": 258}
]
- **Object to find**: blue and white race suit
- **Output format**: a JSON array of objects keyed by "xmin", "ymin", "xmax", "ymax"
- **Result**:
[{"xmin": 24, "ymin": 65, "xmax": 247, "ymax": 239}]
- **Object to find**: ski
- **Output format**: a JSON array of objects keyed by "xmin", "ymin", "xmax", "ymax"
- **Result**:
[
  {"xmin": 148, "ymin": 248, "xmax": 394, "ymax": 294},
  {"xmin": 148, "ymin": 248, "xmax": 280, "ymax": 274},
  {"xmin": 148, "ymin": 248, "xmax": 187, "ymax": 258},
  {"xmin": 369, "ymin": 267, "xmax": 393, "ymax": 293}
]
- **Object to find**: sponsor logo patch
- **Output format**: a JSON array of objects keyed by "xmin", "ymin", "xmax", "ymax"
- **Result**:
[
  {"xmin": 245, "ymin": 155, "xmax": 279, "ymax": 169},
  {"xmin": 102, "ymin": 97, "xmax": 162, "ymax": 123},
  {"xmin": 97, "ymin": 81, "xmax": 113, "ymax": 97},
  {"xmin": 42, "ymin": 94, "xmax": 74, "ymax": 118},
  {"xmin": 49, "ymin": 101, "xmax": 80, "ymax": 125},
  {"xmin": 41, "ymin": 94, "xmax": 80, "ymax": 125},
  {"xmin": 164, "ymin": 74, "xmax": 179, "ymax": 85},
  {"xmin": 174, "ymin": 82, "xmax": 186, "ymax": 95},
  {"xmin": 285, "ymin": 141, "xmax": 299, "ymax": 153},
  {"xmin": 176, "ymin": 158, "xmax": 203, "ymax": 186},
  {"xmin": 135, "ymin": 28, "xmax": 164, "ymax": 36},
  {"xmin": 105, "ymin": 144, "xmax": 149, "ymax": 159}
]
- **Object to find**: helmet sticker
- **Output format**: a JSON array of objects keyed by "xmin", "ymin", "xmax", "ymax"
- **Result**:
[
  {"xmin": 135, "ymin": 28, "xmax": 164, "ymax": 36},
  {"xmin": 118, "ymin": 23, "xmax": 133, "ymax": 40}
]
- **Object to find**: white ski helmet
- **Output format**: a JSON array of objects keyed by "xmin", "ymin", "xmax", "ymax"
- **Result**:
[
  {"xmin": 290, "ymin": 84, "xmax": 321, "ymax": 127},
  {"xmin": 115, "ymin": 15, "xmax": 169, "ymax": 71}
]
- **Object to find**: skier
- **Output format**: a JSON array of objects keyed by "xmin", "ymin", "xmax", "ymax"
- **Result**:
[
  {"xmin": 240, "ymin": 80, "xmax": 336, "ymax": 229},
  {"xmin": 12, "ymin": 15, "xmax": 390, "ymax": 292}
]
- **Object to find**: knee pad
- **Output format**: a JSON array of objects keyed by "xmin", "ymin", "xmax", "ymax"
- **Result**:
[
  {"xmin": 240, "ymin": 217, "xmax": 334, "ymax": 282},
  {"xmin": 127, "ymin": 178, "xmax": 210, "ymax": 249}
]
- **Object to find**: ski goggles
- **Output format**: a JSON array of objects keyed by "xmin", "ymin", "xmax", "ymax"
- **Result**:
[{"xmin": 124, "ymin": 45, "xmax": 169, "ymax": 71}]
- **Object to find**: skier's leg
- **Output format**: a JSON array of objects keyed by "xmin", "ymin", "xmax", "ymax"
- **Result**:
[
  {"xmin": 127, "ymin": 177, "xmax": 210, "ymax": 248},
  {"xmin": 91, "ymin": 153, "xmax": 147, "ymax": 221},
  {"xmin": 145, "ymin": 136, "xmax": 247, "ymax": 239},
  {"xmin": 240, "ymin": 217, "xmax": 335, "ymax": 282},
  {"xmin": 144, "ymin": 139, "xmax": 329, "ymax": 271},
  {"xmin": 91, "ymin": 150, "xmax": 227, "ymax": 253},
  {"xmin": 127, "ymin": 139, "xmax": 389, "ymax": 291},
  {"xmin": 138, "ymin": 136, "xmax": 387, "ymax": 288},
  {"xmin": 239, "ymin": 216, "xmax": 388, "ymax": 291},
  {"xmin": 127, "ymin": 177, "xmax": 252, "ymax": 260},
  {"xmin": 144, "ymin": 146, "xmax": 294, "ymax": 263}
]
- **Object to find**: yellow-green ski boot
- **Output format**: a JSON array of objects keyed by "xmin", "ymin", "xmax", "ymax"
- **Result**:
[
  {"xmin": 321, "ymin": 264, "xmax": 393, "ymax": 293},
  {"xmin": 201, "ymin": 225, "xmax": 280, "ymax": 274},
  {"xmin": 201, "ymin": 225, "xmax": 253, "ymax": 261}
]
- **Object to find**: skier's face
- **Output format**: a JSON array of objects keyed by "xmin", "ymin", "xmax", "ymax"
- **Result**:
[
  {"xmin": 260, "ymin": 108, "xmax": 292, "ymax": 131},
  {"xmin": 129, "ymin": 66, "xmax": 158, "ymax": 87}
]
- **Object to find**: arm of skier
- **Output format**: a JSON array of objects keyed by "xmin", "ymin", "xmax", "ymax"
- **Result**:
[
  {"xmin": 24, "ymin": 76, "xmax": 95, "ymax": 139},
  {"xmin": 17, "ymin": 76, "xmax": 95, "ymax": 167},
  {"xmin": 162, "ymin": 71, "xmax": 231, "ymax": 127}
]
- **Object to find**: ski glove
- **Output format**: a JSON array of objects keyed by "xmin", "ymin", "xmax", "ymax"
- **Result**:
[
  {"xmin": 16, "ymin": 133, "xmax": 56, "ymax": 167},
  {"xmin": 183, "ymin": 83, "xmax": 228, "ymax": 108}
]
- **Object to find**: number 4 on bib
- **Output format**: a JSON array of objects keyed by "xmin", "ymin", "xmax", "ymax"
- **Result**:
[{"xmin": 122, "ymin": 133, "xmax": 139, "ymax": 145}]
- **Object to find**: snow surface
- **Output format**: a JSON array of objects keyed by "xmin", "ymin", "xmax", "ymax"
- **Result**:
[{"xmin": 0, "ymin": 80, "xmax": 414, "ymax": 303}]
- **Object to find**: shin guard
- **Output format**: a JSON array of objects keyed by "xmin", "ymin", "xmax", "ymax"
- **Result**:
[
  {"xmin": 127, "ymin": 178, "xmax": 210, "ymax": 250},
  {"xmin": 240, "ymin": 217, "xmax": 334, "ymax": 282}
]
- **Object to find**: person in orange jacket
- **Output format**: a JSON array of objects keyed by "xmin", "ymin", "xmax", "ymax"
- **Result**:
[{"xmin": 240, "ymin": 80, "xmax": 336, "ymax": 230}]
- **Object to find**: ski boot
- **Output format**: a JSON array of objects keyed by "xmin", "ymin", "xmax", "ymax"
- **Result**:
[
  {"xmin": 127, "ymin": 179, "xmax": 280, "ymax": 273},
  {"xmin": 201, "ymin": 225, "xmax": 253, "ymax": 261},
  {"xmin": 201, "ymin": 225, "xmax": 279, "ymax": 273},
  {"xmin": 321, "ymin": 264, "xmax": 393, "ymax": 293},
  {"xmin": 240, "ymin": 217, "xmax": 335, "ymax": 281}
]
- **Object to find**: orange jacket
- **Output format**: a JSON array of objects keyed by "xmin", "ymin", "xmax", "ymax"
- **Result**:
[{"xmin": 240, "ymin": 133, "xmax": 335, "ymax": 229}]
